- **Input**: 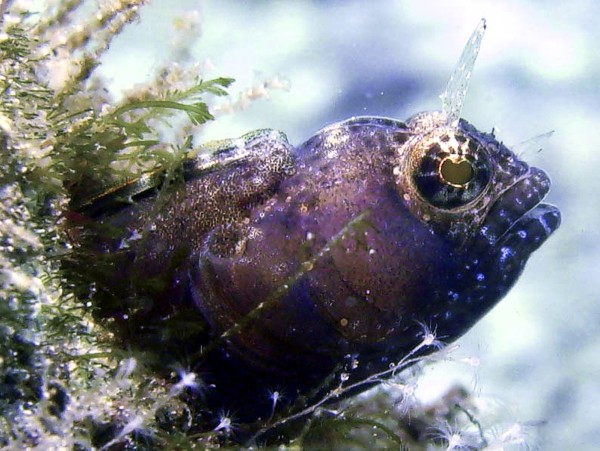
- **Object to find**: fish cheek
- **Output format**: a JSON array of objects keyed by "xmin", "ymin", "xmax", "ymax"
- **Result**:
[
  {"xmin": 192, "ymin": 216, "xmax": 347, "ymax": 374},
  {"xmin": 191, "ymin": 189, "xmax": 463, "ymax": 373},
  {"xmin": 319, "ymin": 203, "xmax": 459, "ymax": 341}
]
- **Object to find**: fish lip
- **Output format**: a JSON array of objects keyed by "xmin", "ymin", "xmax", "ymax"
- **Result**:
[
  {"xmin": 514, "ymin": 201, "xmax": 561, "ymax": 237},
  {"xmin": 476, "ymin": 166, "xmax": 560, "ymax": 246}
]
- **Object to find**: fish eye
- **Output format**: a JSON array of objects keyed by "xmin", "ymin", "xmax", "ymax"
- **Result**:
[{"xmin": 410, "ymin": 135, "xmax": 491, "ymax": 210}]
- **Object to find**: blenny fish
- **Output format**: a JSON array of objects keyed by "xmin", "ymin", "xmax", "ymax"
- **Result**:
[{"xmin": 66, "ymin": 20, "xmax": 560, "ymax": 436}]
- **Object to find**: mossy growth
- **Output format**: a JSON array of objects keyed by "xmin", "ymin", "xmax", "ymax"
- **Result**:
[{"xmin": 0, "ymin": 1, "xmax": 531, "ymax": 449}]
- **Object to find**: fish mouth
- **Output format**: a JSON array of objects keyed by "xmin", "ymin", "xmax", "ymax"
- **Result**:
[{"xmin": 475, "ymin": 167, "xmax": 561, "ymax": 252}]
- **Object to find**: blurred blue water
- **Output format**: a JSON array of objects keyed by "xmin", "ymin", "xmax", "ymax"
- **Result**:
[{"xmin": 98, "ymin": 1, "xmax": 600, "ymax": 448}]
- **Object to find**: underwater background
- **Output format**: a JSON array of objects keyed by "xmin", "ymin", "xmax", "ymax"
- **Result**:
[
  {"xmin": 0, "ymin": 0, "xmax": 594, "ymax": 448},
  {"xmin": 94, "ymin": 1, "xmax": 595, "ymax": 449}
]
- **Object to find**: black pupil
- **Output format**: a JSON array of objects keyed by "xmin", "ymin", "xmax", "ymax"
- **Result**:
[{"xmin": 440, "ymin": 158, "xmax": 474, "ymax": 186}]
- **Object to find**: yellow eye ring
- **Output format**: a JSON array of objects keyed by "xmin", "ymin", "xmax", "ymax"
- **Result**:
[{"xmin": 408, "ymin": 131, "xmax": 491, "ymax": 210}]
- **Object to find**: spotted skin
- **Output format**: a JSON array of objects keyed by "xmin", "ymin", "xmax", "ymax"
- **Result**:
[{"xmin": 67, "ymin": 112, "xmax": 560, "ymax": 430}]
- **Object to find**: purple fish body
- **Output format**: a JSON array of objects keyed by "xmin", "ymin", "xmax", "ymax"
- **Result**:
[{"xmin": 67, "ymin": 110, "xmax": 560, "ymax": 430}]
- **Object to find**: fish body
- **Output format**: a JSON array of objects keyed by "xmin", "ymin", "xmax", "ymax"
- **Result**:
[{"xmin": 68, "ymin": 111, "xmax": 560, "ymax": 427}]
